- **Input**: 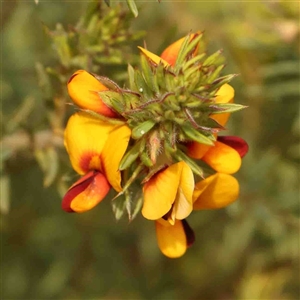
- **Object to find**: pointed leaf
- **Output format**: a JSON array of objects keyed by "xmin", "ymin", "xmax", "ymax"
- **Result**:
[
  {"xmin": 131, "ymin": 119, "xmax": 156, "ymax": 139},
  {"xmin": 181, "ymin": 125, "xmax": 215, "ymax": 145}
]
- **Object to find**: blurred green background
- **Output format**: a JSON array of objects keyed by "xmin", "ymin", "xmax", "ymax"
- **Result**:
[{"xmin": 1, "ymin": 1, "xmax": 299, "ymax": 299}]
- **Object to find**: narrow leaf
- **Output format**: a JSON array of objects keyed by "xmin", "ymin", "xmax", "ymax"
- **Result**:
[
  {"xmin": 181, "ymin": 125, "xmax": 215, "ymax": 145},
  {"xmin": 126, "ymin": 0, "xmax": 138, "ymax": 17}
]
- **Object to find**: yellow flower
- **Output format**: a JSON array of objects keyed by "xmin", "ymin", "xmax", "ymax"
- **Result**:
[
  {"xmin": 67, "ymin": 70, "xmax": 117, "ymax": 117},
  {"xmin": 142, "ymin": 161, "xmax": 194, "ymax": 224},
  {"xmin": 193, "ymin": 173, "xmax": 239, "ymax": 209},
  {"xmin": 155, "ymin": 219, "xmax": 195, "ymax": 258},
  {"xmin": 62, "ymin": 112, "xmax": 131, "ymax": 212}
]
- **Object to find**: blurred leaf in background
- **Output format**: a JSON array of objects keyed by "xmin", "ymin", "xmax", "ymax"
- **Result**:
[{"xmin": 1, "ymin": 1, "xmax": 299, "ymax": 299}]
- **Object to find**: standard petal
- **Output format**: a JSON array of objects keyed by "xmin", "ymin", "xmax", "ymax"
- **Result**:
[
  {"xmin": 101, "ymin": 125, "xmax": 131, "ymax": 192},
  {"xmin": 138, "ymin": 47, "xmax": 169, "ymax": 67},
  {"xmin": 211, "ymin": 84, "xmax": 234, "ymax": 127},
  {"xmin": 67, "ymin": 70, "xmax": 117, "ymax": 117},
  {"xmin": 62, "ymin": 171, "xmax": 110, "ymax": 213},
  {"xmin": 218, "ymin": 136, "xmax": 249, "ymax": 158},
  {"xmin": 174, "ymin": 162, "xmax": 194, "ymax": 220},
  {"xmin": 193, "ymin": 173, "xmax": 239, "ymax": 209},
  {"xmin": 160, "ymin": 33, "xmax": 199, "ymax": 66},
  {"xmin": 142, "ymin": 164, "xmax": 181, "ymax": 220},
  {"xmin": 155, "ymin": 220, "xmax": 187, "ymax": 258},
  {"xmin": 201, "ymin": 141, "xmax": 242, "ymax": 174},
  {"xmin": 64, "ymin": 112, "xmax": 116, "ymax": 175}
]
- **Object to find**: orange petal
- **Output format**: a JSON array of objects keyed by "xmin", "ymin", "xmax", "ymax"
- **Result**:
[
  {"xmin": 202, "ymin": 141, "xmax": 241, "ymax": 174},
  {"xmin": 62, "ymin": 171, "xmax": 110, "ymax": 213},
  {"xmin": 67, "ymin": 70, "xmax": 117, "ymax": 117},
  {"xmin": 101, "ymin": 125, "xmax": 131, "ymax": 192},
  {"xmin": 186, "ymin": 142, "xmax": 212, "ymax": 159},
  {"xmin": 193, "ymin": 173, "xmax": 239, "ymax": 209},
  {"xmin": 142, "ymin": 164, "xmax": 182, "ymax": 220},
  {"xmin": 173, "ymin": 161, "xmax": 194, "ymax": 220},
  {"xmin": 155, "ymin": 220, "xmax": 187, "ymax": 258},
  {"xmin": 211, "ymin": 84, "xmax": 234, "ymax": 126},
  {"xmin": 64, "ymin": 112, "xmax": 117, "ymax": 175},
  {"xmin": 160, "ymin": 32, "xmax": 200, "ymax": 66},
  {"xmin": 138, "ymin": 47, "xmax": 169, "ymax": 67}
]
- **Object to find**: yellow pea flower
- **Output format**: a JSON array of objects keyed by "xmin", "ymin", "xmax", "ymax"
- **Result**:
[
  {"xmin": 62, "ymin": 112, "xmax": 131, "ymax": 212},
  {"xmin": 142, "ymin": 161, "xmax": 194, "ymax": 224}
]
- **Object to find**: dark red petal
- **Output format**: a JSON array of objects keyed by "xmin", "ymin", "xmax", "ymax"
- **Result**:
[
  {"xmin": 62, "ymin": 171, "xmax": 97, "ymax": 212},
  {"xmin": 182, "ymin": 219, "xmax": 195, "ymax": 248},
  {"xmin": 217, "ymin": 136, "xmax": 249, "ymax": 158}
]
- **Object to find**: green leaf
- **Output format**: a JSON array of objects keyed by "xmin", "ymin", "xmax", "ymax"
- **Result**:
[
  {"xmin": 140, "ymin": 54, "xmax": 159, "ymax": 93},
  {"xmin": 112, "ymin": 195, "xmax": 126, "ymax": 221},
  {"xmin": 126, "ymin": 0, "xmax": 138, "ymax": 17},
  {"xmin": 173, "ymin": 149, "xmax": 204, "ymax": 178},
  {"xmin": 131, "ymin": 120, "xmax": 156, "ymax": 139},
  {"xmin": 175, "ymin": 33, "xmax": 203, "ymax": 71},
  {"xmin": 104, "ymin": 0, "xmax": 110, "ymax": 6},
  {"xmin": 98, "ymin": 90, "xmax": 125, "ymax": 114},
  {"xmin": 128, "ymin": 64, "xmax": 136, "ymax": 91},
  {"xmin": 202, "ymin": 49, "xmax": 223, "ymax": 67},
  {"xmin": 134, "ymin": 70, "xmax": 153, "ymax": 99},
  {"xmin": 35, "ymin": 147, "xmax": 59, "ymax": 187},
  {"xmin": 119, "ymin": 141, "xmax": 141, "ymax": 170},
  {"xmin": 181, "ymin": 125, "xmax": 215, "ymax": 145},
  {"xmin": 140, "ymin": 152, "xmax": 153, "ymax": 167},
  {"xmin": 209, "ymin": 103, "xmax": 247, "ymax": 114}
]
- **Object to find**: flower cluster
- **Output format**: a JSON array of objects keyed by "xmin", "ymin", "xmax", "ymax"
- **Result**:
[{"xmin": 62, "ymin": 32, "xmax": 248, "ymax": 258}]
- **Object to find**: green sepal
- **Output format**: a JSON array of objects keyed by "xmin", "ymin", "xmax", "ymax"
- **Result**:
[
  {"xmin": 140, "ymin": 152, "xmax": 153, "ymax": 167},
  {"xmin": 174, "ymin": 33, "xmax": 203, "ymax": 72},
  {"xmin": 134, "ymin": 69, "xmax": 153, "ymax": 99},
  {"xmin": 94, "ymin": 75, "xmax": 121, "ymax": 92},
  {"xmin": 207, "ymin": 64, "xmax": 225, "ymax": 83},
  {"xmin": 181, "ymin": 124, "xmax": 215, "ymax": 145},
  {"xmin": 98, "ymin": 90, "xmax": 125, "ymax": 114},
  {"xmin": 209, "ymin": 103, "xmax": 247, "ymax": 114},
  {"xmin": 182, "ymin": 53, "xmax": 206, "ymax": 72},
  {"xmin": 119, "ymin": 141, "xmax": 141, "ymax": 171},
  {"xmin": 131, "ymin": 119, "xmax": 156, "ymax": 139},
  {"xmin": 140, "ymin": 54, "xmax": 159, "ymax": 93},
  {"xmin": 211, "ymin": 74, "xmax": 237, "ymax": 90},
  {"xmin": 79, "ymin": 109, "xmax": 125, "ymax": 125},
  {"xmin": 128, "ymin": 64, "xmax": 136, "ymax": 91},
  {"xmin": 173, "ymin": 149, "xmax": 204, "ymax": 178},
  {"xmin": 202, "ymin": 49, "xmax": 223, "ymax": 67}
]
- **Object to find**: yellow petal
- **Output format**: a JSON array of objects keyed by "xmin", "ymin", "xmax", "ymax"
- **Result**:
[
  {"xmin": 193, "ymin": 173, "xmax": 239, "ymax": 209},
  {"xmin": 211, "ymin": 84, "xmax": 234, "ymax": 126},
  {"xmin": 69, "ymin": 172, "xmax": 110, "ymax": 213},
  {"xmin": 173, "ymin": 161, "xmax": 194, "ymax": 220},
  {"xmin": 202, "ymin": 141, "xmax": 242, "ymax": 174},
  {"xmin": 64, "ymin": 112, "xmax": 116, "ymax": 175},
  {"xmin": 160, "ymin": 32, "xmax": 200, "ymax": 66},
  {"xmin": 142, "ymin": 164, "xmax": 181, "ymax": 220},
  {"xmin": 138, "ymin": 46, "xmax": 169, "ymax": 67},
  {"xmin": 101, "ymin": 125, "xmax": 131, "ymax": 192},
  {"xmin": 156, "ymin": 220, "xmax": 187, "ymax": 258},
  {"xmin": 67, "ymin": 70, "xmax": 117, "ymax": 117}
]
